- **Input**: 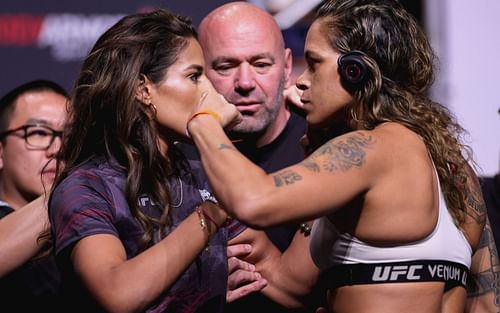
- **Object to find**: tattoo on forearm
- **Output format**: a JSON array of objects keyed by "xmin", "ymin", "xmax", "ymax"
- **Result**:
[
  {"xmin": 308, "ymin": 133, "xmax": 374, "ymax": 173},
  {"xmin": 273, "ymin": 170, "xmax": 302, "ymax": 187},
  {"xmin": 468, "ymin": 271, "xmax": 496, "ymax": 296},
  {"xmin": 468, "ymin": 217, "xmax": 500, "ymax": 308},
  {"xmin": 218, "ymin": 143, "xmax": 235, "ymax": 151},
  {"xmin": 468, "ymin": 271, "xmax": 500, "ymax": 307},
  {"xmin": 486, "ymin": 218, "xmax": 500, "ymax": 307}
]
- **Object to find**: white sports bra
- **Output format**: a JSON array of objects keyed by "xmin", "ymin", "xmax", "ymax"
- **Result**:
[{"xmin": 309, "ymin": 168, "xmax": 472, "ymax": 289}]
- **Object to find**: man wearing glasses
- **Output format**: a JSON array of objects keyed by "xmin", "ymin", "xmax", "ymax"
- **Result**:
[
  {"xmin": 0, "ymin": 80, "xmax": 67, "ymax": 216},
  {"xmin": 0, "ymin": 79, "xmax": 68, "ymax": 311}
]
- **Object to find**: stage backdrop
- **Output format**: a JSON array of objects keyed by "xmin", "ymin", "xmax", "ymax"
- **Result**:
[
  {"xmin": 0, "ymin": 0, "xmax": 230, "ymax": 96},
  {"xmin": 1, "ymin": 0, "xmax": 497, "ymax": 175}
]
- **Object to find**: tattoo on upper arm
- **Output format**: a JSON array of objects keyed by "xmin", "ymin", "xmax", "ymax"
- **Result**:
[
  {"xmin": 275, "ymin": 133, "xmax": 373, "ymax": 187},
  {"xmin": 300, "ymin": 161, "xmax": 320, "ymax": 172},
  {"xmin": 307, "ymin": 133, "xmax": 374, "ymax": 173},
  {"xmin": 465, "ymin": 179, "xmax": 487, "ymax": 224},
  {"xmin": 273, "ymin": 170, "xmax": 302, "ymax": 187}
]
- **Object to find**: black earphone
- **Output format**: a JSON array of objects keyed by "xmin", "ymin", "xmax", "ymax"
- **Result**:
[{"xmin": 337, "ymin": 50, "xmax": 369, "ymax": 89}]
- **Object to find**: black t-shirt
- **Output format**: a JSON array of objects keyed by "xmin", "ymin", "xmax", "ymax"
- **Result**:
[
  {"xmin": 232, "ymin": 111, "xmax": 307, "ymax": 252},
  {"xmin": 178, "ymin": 111, "xmax": 307, "ymax": 252},
  {"xmin": 0, "ymin": 201, "xmax": 66, "ymax": 312},
  {"xmin": 228, "ymin": 112, "xmax": 326, "ymax": 313}
]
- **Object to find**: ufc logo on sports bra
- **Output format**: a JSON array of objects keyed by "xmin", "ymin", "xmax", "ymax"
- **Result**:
[{"xmin": 372, "ymin": 265, "xmax": 423, "ymax": 281}]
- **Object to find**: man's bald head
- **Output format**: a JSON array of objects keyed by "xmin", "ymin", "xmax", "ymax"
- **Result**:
[
  {"xmin": 199, "ymin": 2, "xmax": 285, "ymax": 51},
  {"xmin": 199, "ymin": 2, "xmax": 292, "ymax": 145}
]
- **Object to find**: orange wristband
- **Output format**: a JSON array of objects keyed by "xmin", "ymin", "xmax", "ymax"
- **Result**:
[
  {"xmin": 186, "ymin": 110, "xmax": 222, "ymax": 138},
  {"xmin": 188, "ymin": 110, "xmax": 222, "ymax": 125}
]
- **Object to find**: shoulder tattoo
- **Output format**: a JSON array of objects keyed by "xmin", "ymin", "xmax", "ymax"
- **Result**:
[{"xmin": 300, "ymin": 132, "xmax": 375, "ymax": 173}]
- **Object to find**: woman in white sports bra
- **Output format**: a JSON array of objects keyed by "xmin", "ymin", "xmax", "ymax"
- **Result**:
[{"xmin": 186, "ymin": 0, "xmax": 488, "ymax": 312}]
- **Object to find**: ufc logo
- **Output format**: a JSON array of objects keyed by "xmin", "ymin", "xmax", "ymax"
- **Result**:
[{"xmin": 371, "ymin": 265, "xmax": 423, "ymax": 281}]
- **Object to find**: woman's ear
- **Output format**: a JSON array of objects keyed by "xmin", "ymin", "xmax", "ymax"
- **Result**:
[{"xmin": 135, "ymin": 74, "xmax": 153, "ymax": 105}]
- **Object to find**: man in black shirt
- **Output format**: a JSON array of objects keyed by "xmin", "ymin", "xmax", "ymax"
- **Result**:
[
  {"xmin": 0, "ymin": 80, "xmax": 68, "ymax": 311},
  {"xmin": 199, "ymin": 0, "xmax": 305, "ymax": 254},
  {"xmin": 198, "ymin": 3, "xmax": 325, "ymax": 312}
]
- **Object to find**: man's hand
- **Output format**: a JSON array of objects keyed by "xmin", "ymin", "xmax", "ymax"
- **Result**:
[
  {"xmin": 283, "ymin": 85, "xmax": 303, "ymax": 110},
  {"xmin": 226, "ymin": 243, "xmax": 268, "ymax": 303}
]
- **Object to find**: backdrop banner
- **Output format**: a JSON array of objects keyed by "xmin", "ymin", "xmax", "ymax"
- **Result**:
[{"xmin": 0, "ymin": 0, "xmax": 230, "ymax": 96}]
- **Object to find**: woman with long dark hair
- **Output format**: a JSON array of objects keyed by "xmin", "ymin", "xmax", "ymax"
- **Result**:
[
  {"xmin": 49, "ymin": 9, "xmax": 238, "ymax": 312},
  {"xmin": 187, "ymin": 0, "xmax": 487, "ymax": 312}
]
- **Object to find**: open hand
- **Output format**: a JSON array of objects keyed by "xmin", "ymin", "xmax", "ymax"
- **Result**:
[{"xmin": 226, "ymin": 243, "xmax": 268, "ymax": 303}]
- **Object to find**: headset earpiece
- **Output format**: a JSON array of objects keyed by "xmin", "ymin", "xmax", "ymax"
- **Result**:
[{"xmin": 337, "ymin": 50, "xmax": 369, "ymax": 89}]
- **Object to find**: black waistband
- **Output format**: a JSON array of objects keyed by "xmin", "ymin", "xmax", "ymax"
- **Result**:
[{"xmin": 323, "ymin": 260, "xmax": 469, "ymax": 291}]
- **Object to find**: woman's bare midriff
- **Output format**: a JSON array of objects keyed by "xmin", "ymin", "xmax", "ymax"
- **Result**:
[{"xmin": 327, "ymin": 282, "xmax": 445, "ymax": 313}]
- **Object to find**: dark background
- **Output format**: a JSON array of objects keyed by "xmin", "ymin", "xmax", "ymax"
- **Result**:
[{"xmin": 0, "ymin": 0, "xmax": 422, "ymax": 97}]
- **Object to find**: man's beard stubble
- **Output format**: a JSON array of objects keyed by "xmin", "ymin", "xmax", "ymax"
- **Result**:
[{"xmin": 228, "ymin": 74, "xmax": 286, "ymax": 142}]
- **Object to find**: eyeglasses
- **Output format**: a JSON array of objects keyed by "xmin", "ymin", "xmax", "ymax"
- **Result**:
[{"xmin": 0, "ymin": 124, "xmax": 63, "ymax": 150}]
